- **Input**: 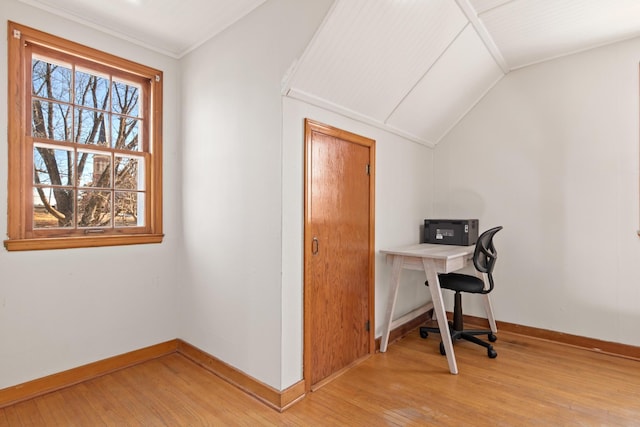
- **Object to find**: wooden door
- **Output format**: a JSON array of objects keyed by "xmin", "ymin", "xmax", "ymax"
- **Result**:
[{"xmin": 304, "ymin": 119, "xmax": 375, "ymax": 390}]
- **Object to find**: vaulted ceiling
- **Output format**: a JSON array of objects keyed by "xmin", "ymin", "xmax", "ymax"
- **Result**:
[
  {"xmin": 284, "ymin": 0, "xmax": 640, "ymax": 146},
  {"xmin": 21, "ymin": 0, "xmax": 640, "ymax": 146}
]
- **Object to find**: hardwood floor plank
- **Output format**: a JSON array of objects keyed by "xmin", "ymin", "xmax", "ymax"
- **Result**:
[{"xmin": 1, "ymin": 329, "xmax": 639, "ymax": 426}]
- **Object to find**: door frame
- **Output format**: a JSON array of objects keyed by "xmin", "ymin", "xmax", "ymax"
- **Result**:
[{"xmin": 303, "ymin": 118, "xmax": 376, "ymax": 392}]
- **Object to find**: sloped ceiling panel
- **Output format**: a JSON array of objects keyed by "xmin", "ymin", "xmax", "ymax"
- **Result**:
[
  {"xmin": 386, "ymin": 25, "xmax": 504, "ymax": 143},
  {"xmin": 478, "ymin": 0, "xmax": 640, "ymax": 69},
  {"xmin": 287, "ymin": 0, "xmax": 467, "ymax": 124},
  {"xmin": 18, "ymin": 0, "xmax": 267, "ymax": 57}
]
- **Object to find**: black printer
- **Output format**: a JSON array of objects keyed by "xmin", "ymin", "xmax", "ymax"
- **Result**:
[{"xmin": 423, "ymin": 219, "xmax": 479, "ymax": 246}]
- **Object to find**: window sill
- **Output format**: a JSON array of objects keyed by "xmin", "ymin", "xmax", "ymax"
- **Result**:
[{"xmin": 4, "ymin": 234, "xmax": 164, "ymax": 251}]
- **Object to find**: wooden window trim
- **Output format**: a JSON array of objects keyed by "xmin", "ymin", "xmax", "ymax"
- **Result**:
[{"xmin": 4, "ymin": 22, "xmax": 163, "ymax": 251}]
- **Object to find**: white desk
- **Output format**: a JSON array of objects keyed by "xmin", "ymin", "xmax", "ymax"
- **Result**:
[{"xmin": 380, "ymin": 243, "xmax": 482, "ymax": 374}]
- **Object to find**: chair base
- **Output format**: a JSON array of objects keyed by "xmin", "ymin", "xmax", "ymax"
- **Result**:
[
  {"xmin": 419, "ymin": 291, "xmax": 497, "ymax": 358},
  {"xmin": 419, "ymin": 324, "xmax": 498, "ymax": 358}
]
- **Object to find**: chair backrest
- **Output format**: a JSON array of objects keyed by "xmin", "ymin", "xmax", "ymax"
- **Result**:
[{"xmin": 473, "ymin": 226, "xmax": 503, "ymax": 293}]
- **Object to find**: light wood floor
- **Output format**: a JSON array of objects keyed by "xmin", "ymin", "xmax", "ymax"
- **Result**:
[{"xmin": 2, "ymin": 328, "xmax": 639, "ymax": 426}]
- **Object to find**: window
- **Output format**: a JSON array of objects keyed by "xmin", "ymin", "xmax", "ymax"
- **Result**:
[{"xmin": 5, "ymin": 22, "xmax": 163, "ymax": 251}]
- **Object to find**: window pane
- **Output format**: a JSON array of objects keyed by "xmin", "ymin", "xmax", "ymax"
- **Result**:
[
  {"xmin": 32, "ymin": 59, "xmax": 71, "ymax": 102},
  {"xmin": 114, "ymin": 156, "xmax": 144, "ymax": 190},
  {"xmin": 78, "ymin": 150, "xmax": 111, "ymax": 188},
  {"xmin": 33, "ymin": 187, "xmax": 74, "ymax": 228},
  {"xmin": 77, "ymin": 190, "xmax": 111, "ymax": 227},
  {"xmin": 32, "ymin": 100, "xmax": 71, "ymax": 141},
  {"xmin": 75, "ymin": 69, "xmax": 109, "ymax": 109},
  {"xmin": 74, "ymin": 108, "xmax": 109, "ymax": 145},
  {"xmin": 34, "ymin": 145, "xmax": 73, "ymax": 186},
  {"xmin": 114, "ymin": 191, "xmax": 144, "ymax": 227},
  {"xmin": 112, "ymin": 115, "xmax": 140, "ymax": 150},
  {"xmin": 112, "ymin": 80, "xmax": 140, "ymax": 117}
]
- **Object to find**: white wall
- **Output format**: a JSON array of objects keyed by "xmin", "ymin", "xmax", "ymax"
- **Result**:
[
  {"xmin": 180, "ymin": 0, "xmax": 435, "ymax": 389},
  {"xmin": 179, "ymin": 0, "xmax": 333, "ymax": 389},
  {"xmin": 434, "ymin": 36, "xmax": 640, "ymax": 346},
  {"xmin": 281, "ymin": 98, "xmax": 433, "ymax": 387},
  {"xmin": 0, "ymin": 2, "xmax": 183, "ymax": 389}
]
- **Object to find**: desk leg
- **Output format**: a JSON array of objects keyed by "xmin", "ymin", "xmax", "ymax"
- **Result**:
[
  {"xmin": 423, "ymin": 258, "xmax": 458, "ymax": 374},
  {"xmin": 380, "ymin": 255, "xmax": 403, "ymax": 352},
  {"xmin": 476, "ymin": 271, "xmax": 498, "ymax": 334},
  {"xmin": 483, "ymin": 294, "xmax": 498, "ymax": 334}
]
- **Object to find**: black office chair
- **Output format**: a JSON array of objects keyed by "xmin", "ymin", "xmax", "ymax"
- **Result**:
[{"xmin": 419, "ymin": 226, "xmax": 503, "ymax": 359}]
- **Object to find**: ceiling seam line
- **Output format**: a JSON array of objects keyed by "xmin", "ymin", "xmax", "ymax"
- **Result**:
[
  {"xmin": 383, "ymin": 22, "xmax": 470, "ymax": 124},
  {"xmin": 454, "ymin": 0, "xmax": 510, "ymax": 74},
  {"xmin": 434, "ymin": 73, "xmax": 504, "ymax": 144},
  {"xmin": 287, "ymin": 89, "xmax": 435, "ymax": 148},
  {"xmin": 473, "ymin": 0, "xmax": 517, "ymax": 16}
]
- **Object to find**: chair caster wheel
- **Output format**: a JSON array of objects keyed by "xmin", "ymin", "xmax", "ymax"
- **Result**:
[
  {"xmin": 419, "ymin": 329, "xmax": 428, "ymax": 339},
  {"xmin": 488, "ymin": 333, "xmax": 497, "ymax": 342},
  {"xmin": 488, "ymin": 347, "xmax": 497, "ymax": 358},
  {"xmin": 439, "ymin": 342, "xmax": 446, "ymax": 356}
]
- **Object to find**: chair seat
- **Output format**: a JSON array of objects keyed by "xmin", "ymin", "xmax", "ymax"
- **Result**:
[{"xmin": 438, "ymin": 273, "xmax": 485, "ymax": 293}]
